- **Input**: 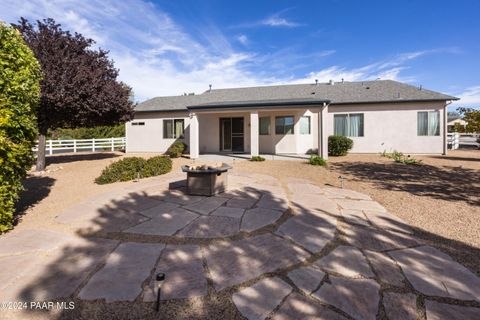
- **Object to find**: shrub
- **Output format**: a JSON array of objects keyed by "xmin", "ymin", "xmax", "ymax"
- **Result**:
[
  {"xmin": 95, "ymin": 156, "xmax": 172, "ymax": 184},
  {"xmin": 166, "ymin": 141, "xmax": 187, "ymax": 158},
  {"xmin": 308, "ymin": 155, "xmax": 327, "ymax": 166},
  {"xmin": 382, "ymin": 150, "xmax": 422, "ymax": 165},
  {"xmin": 328, "ymin": 136, "xmax": 353, "ymax": 156},
  {"xmin": 250, "ymin": 156, "xmax": 265, "ymax": 162},
  {"xmin": 0, "ymin": 23, "xmax": 42, "ymax": 231},
  {"xmin": 49, "ymin": 124, "xmax": 125, "ymax": 140}
]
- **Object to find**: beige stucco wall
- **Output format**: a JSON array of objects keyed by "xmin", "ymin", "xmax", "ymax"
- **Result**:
[
  {"xmin": 327, "ymin": 101, "xmax": 446, "ymax": 154},
  {"xmin": 126, "ymin": 101, "xmax": 447, "ymax": 155},
  {"xmin": 125, "ymin": 111, "xmax": 190, "ymax": 153}
]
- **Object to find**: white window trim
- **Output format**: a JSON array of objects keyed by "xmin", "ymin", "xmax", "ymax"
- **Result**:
[
  {"xmin": 334, "ymin": 113, "xmax": 364, "ymax": 137},
  {"xmin": 163, "ymin": 118, "xmax": 185, "ymax": 139},
  {"xmin": 417, "ymin": 110, "xmax": 440, "ymax": 137}
]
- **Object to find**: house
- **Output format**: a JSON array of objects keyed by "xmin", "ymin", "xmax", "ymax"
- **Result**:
[
  {"xmin": 126, "ymin": 80, "xmax": 458, "ymax": 159},
  {"xmin": 447, "ymin": 117, "xmax": 467, "ymax": 132}
]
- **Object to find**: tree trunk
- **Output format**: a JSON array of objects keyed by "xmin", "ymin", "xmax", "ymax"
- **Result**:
[{"xmin": 36, "ymin": 129, "xmax": 47, "ymax": 171}]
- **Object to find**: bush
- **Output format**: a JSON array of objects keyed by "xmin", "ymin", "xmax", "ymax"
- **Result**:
[
  {"xmin": 49, "ymin": 124, "xmax": 125, "ymax": 140},
  {"xmin": 250, "ymin": 156, "xmax": 265, "ymax": 162},
  {"xmin": 381, "ymin": 150, "xmax": 422, "ymax": 165},
  {"xmin": 0, "ymin": 23, "xmax": 42, "ymax": 231},
  {"xmin": 328, "ymin": 136, "xmax": 353, "ymax": 156},
  {"xmin": 95, "ymin": 156, "xmax": 172, "ymax": 184},
  {"xmin": 166, "ymin": 141, "xmax": 187, "ymax": 158},
  {"xmin": 308, "ymin": 155, "xmax": 327, "ymax": 166}
]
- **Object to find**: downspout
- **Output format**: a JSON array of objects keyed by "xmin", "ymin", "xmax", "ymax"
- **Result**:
[{"xmin": 443, "ymin": 100, "xmax": 452, "ymax": 155}]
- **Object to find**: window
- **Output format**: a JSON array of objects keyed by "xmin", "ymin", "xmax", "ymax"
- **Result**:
[
  {"xmin": 300, "ymin": 116, "xmax": 311, "ymax": 134},
  {"xmin": 334, "ymin": 113, "xmax": 364, "ymax": 137},
  {"xmin": 131, "ymin": 122, "xmax": 145, "ymax": 126},
  {"xmin": 275, "ymin": 116, "xmax": 294, "ymax": 134},
  {"xmin": 418, "ymin": 111, "xmax": 440, "ymax": 136},
  {"xmin": 163, "ymin": 119, "xmax": 184, "ymax": 139},
  {"xmin": 259, "ymin": 117, "xmax": 270, "ymax": 135}
]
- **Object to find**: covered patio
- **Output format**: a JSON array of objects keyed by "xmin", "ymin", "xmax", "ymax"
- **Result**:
[{"xmin": 187, "ymin": 100, "xmax": 330, "ymax": 160}]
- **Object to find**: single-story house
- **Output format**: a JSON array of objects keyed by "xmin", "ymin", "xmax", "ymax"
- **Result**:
[
  {"xmin": 447, "ymin": 117, "xmax": 468, "ymax": 132},
  {"xmin": 126, "ymin": 80, "xmax": 459, "ymax": 159}
]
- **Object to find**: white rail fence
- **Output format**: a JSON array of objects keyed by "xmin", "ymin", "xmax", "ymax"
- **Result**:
[
  {"xmin": 447, "ymin": 133, "xmax": 479, "ymax": 150},
  {"xmin": 33, "ymin": 137, "xmax": 126, "ymax": 155}
]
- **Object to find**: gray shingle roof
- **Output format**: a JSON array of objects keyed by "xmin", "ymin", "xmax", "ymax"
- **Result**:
[{"xmin": 135, "ymin": 80, "xmax": 458, "ymax": 112}]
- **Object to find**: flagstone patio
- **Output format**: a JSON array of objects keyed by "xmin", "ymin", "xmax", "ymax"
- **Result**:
[{"xmin": 0, "ymin": 170, "xmax": 479, "ymax": 319}]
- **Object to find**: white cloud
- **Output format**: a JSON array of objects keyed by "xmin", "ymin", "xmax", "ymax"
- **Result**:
[
  {"xmin": 261, "ymin": 17, "xmax": 300, "ymax": 27},
  {"xmin": 452, "ymin": 86, "xmax": 480, "ymax": 106},
  {"xmin": 237, "ymin": 34, "xmax": 249, "ymax": 45}
]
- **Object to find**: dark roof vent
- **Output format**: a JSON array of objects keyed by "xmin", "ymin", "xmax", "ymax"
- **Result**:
[
  {"xmin": 315, "ymin": 79, "xmax": 318, "ymax": 85},
  {"xmin": 188, "ymin": 92, "xmax": 195, "ymax": 96},
  {"xmin": 208, "ymin": 84, "xmax": 212, "ymax": 92},
  {"xmin": 366, "ymin": 86, "xmax": 370, "ymax": 90},
  {"xmin": 329, "ymin": 79, "xmax": 335, "ymax": 85}
]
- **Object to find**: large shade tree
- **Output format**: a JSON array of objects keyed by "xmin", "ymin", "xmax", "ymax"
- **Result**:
[
  {"xmin": 0, "ymin": 22, "xmax": 42, "ymax": 231},
  {"xmin": 457, "ymin": 107, "xmax": 480, "ymax": 133},
  {"xmin": 15, "ymin": 18, "xmax": 135, "ymax": 171}
]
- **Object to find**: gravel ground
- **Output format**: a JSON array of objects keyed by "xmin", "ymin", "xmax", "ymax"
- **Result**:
[{"xmin": 5, "ymin": 149, "xmax": 479, "ymax": 319}]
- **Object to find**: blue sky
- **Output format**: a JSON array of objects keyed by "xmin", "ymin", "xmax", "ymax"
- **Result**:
[{"xmin": 2, "ymin": 0, "xmax": 480, "ymax": 110}]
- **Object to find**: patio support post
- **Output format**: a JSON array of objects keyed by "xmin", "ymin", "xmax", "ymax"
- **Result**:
[
  {"xmin": 190, "ymin": 112, "xmax": 199, "ymax": 159},
  {"xmin": 250, "ymin": 111, "xmax": 259, "ymax": 157},
  {"xmin": 318, "ymin": 103, "xmax": 329, "ymax": 159}
]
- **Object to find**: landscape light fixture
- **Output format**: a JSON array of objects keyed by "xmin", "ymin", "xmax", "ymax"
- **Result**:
[
  {"xmin": 338, "ymin": 175, "xmax": 345, "ymax": 189},
  {"xmin": 155, "ymin": 273, "xmax": 165, "ymax": 312}
]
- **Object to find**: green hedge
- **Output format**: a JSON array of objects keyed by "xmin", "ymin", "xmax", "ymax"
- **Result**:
[
  {"xmin": 95, "ymin": 156, "xmax": 172, "ymax": 184},
  {"xmin": 250, "ymin": 156, "xmax": 265, "ymax": 162},
  {"xmin": 328, "ymin": 136, "xmax": 353, "ymax": 156},
  {"xmin": 49, "ymin": 124, "xmax": 125, "ymax": 140},
  {"xmin": 0, "ymin": 23, "xmax": 42, "ymax": 232},
  {"xmin": 166, "ymin": 141, "xmax": 187, "ymax": 158}
]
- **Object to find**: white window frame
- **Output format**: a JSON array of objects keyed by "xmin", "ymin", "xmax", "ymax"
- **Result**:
[
  {"xmin": 417, "ymin": 111, "xmax": 440, "ymax": 136},
  {"xmin": 300, "ymin": 116, "xmax": 311, "ymax": 135},
  {"xmin": 333, "ymin": 113, "xmax": 364, "ymax": 137},
  {"xmin": 163, "ymin": 118, "xmax": 185, "ymax": 139},
  {"xmin": 259, "ymin": 117, "xmax": 270, "ymax": 135}
]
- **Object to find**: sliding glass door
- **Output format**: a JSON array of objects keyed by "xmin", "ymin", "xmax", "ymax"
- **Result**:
[{"xmin": 220, "ymin": 117, "xmax": 244, "ymax": 152}]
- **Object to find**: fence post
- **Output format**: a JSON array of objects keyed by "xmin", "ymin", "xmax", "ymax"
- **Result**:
[
  {"xmin": 111, "ymin": 137, "xmax": 115, "ymax": 151},
  {"xmin": 73, "ymin": 139, "xmax": 77, "ymax": 153},
  {"xmin": 49, "ymin": 140, "xmax": 53, "ymax": 155},
  {"xmin": 454, "ymin": 132, "xmax": 459, "ymax": 150},
  {"xmin": 92, "ymin": 138, "xmax": 95, "ymax": 152}
]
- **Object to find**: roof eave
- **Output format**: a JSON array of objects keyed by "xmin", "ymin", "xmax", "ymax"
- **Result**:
[
  {"xmin": 330, "ymin": 98, "xmax": 459, "ymax": 106},
  {"xmin": 187, "ymin": 99, "xmax": 331, "ymax": 110}
]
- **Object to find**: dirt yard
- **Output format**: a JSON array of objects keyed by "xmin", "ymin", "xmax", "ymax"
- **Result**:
[{"xmin": 13, "ymin": 150, "xmax": 480, "ymax": 276}]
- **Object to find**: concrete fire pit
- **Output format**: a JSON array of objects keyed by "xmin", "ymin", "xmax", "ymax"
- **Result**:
[{"xmin": 182, "ymin": 163, "xmax": 232, "ymax": 196}]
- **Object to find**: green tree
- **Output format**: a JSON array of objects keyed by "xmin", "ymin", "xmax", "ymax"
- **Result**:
[
  {"xmin": 0, "ymin": 22, "xmax": 41, "ymax": 231},
  {"xmin": 457, "ymin": 107, "xmax": 480, "ymax": 133}
]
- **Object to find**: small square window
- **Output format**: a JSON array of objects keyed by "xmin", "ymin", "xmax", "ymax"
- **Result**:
[
  {"xmin": 275, "ymin": 116, "xmax": 294, "ymax": 134},
  {"xmin": 300, "ymin": 116, "xmax": 311, "ymax": 134}
]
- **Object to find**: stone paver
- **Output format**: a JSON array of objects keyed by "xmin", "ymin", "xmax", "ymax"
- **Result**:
[
  {"xmin": 276, "ymin": 212, "xmax": 336, "ymax": 253},
  {"xmin": 425, "ymin": 300, "xmax": 480, "ymax": 320},
  {"xmin": 183, "ymin": 196, "xmax": 228, "ymax": 215},
  {"xmin": 161, "ymin": 190, "xmax": 206, "ymax": 205},
  {"xmin": 256, "ymin": 194, "xmax": 288, "ymax": 213},
  {"xmin": 211, "ymin": 206, "xmax": 245, "ymax": 219},
  {"xmin": 313, "ymin": 276, "xmax": 380, "ymax": 320},
  {"xmin": 383, "ymin": 292, "xmax": 417, "ymax": 320},
  {"xmin": 290, "ymin": 193, "xmax": 340, "ymax": 216},
  {"xmin": 1, "ymin": 238, "xmax": 118, "ymax": 301},
  {"xmin": 288, "ymin": 183, "xmax": 323, "ymax": 194},
  {"xmin": 322, "ymin": 187, "xmax": 372, "ymax": 200},
  {"xmin": 140, "ymin": 201, "xmax": 180, "ymax": 218},
  {"xmin": 343, "ymin": 223, "xmax": 418, "ymax": 251},
  {"xmin": 109, "ymin": 193, "xmax": 164, "ymax": 212},
  {"xmin": 287, "ymin": 266, "xmax": 325, "ymax": 294},
  {"xmin": 314, "ymin": 245, "xmax": 374, "ymax": 278},
  {"xmin": 272, "ymin": 292, "xmax": 347, "ymax": 320},
  {"xmin": 336, "ymin": 198, "xmax": 386, "ymax": 212},
  {"xmin": 177, "ymin": 215, "xmax": 239, "ymax": 238},
  {"xmin": 79, "ymin": 242, "xmax": 163, "ymax": 302},
  {"xmin": 232, "ymin": 277, "xmax": 292, "ymax": 320},
  {"xmin": 0, "ymin": 229, "xmax": 78, "ymax": 257},
  {"xmin": 364, "ymin": 250, "xmax": 405, "ymax": 286},
  {"xmin": 340, "ymin": 209, "xmax": 370, "ymax": 226},
  {"xmin": 227, "ymin": 196, "xmax": 258, "ymax": 209},
  {"xmin": 241, "ymin": 207, "xmax": 283, "ymax": 232},
  {"xmin": 205, "ymin": 234, "xmax": 309, "ymax": 290},
  {"xmin": 125, "ymin": 208, "xmax": 198, "ymax": 236},
  {"xmin": 363, "ymin": 210, "xmax": 413, "ymax": 234},
  {"xmin": 144, "ymin": 245, "xmax": 207, "ymax": 301},
  {"xmin": 390, "ymin": 246, "xmax": 480, "ymax": 301}
]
